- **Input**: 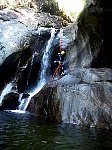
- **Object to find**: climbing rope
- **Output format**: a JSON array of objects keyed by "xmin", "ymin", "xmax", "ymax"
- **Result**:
[
  {"xmin": 52, "ymin": 61, "xmax": 62, "ymax": 80},
  {"xmin": 60, "ymin": 28, "xmax": 62, "ymax": 53},
  {"xmin": 52, "ymin": 29, "xmax": 62, "ymax": 80}
]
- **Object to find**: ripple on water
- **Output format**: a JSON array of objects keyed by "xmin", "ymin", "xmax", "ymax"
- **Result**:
[{"xmin": 0, "ymin": 111, "xmax": 112, "ymax": 150}]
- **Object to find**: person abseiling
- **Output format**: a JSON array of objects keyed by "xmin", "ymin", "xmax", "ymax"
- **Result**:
[
  {"xmin": 52, "ymin": 50, "xmax": 65, "ymax": 80},
  {"xmin": 52, "ymin": 29, "xmax": 65, "ymax": 80}
]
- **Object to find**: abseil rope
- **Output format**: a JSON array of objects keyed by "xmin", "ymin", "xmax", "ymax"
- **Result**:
[
  {"xmin": 52, "ymin": 29, "xmax": 62, "ymax": 80},
  {"xmin": 52, "ymin": 61, "xmax": 62, "ymax": 80},
  {"xmin": 60, "ymin": 29, "xmax": 62, "ymax": 53}
]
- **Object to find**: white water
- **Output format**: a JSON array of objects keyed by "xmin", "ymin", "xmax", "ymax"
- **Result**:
[
  {"xmin": 0, "ymin": 82, "xmax": 13, "ymax": 106},
  {"xmin": 27, "ymin": 52, "xmax": 35, "ymax": 85},
  {"xmin": 38, "ymin": 28, "xmax": 55, "ymax": 88},
  {"xmin": 19, "ymin": 28, "xmax": 55, "ymax": 111},
  {"xmin": 5, "ymin": 110, "xmax": 26, "ymax": 114}
]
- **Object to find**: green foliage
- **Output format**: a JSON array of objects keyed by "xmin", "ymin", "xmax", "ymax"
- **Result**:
[
  {"xmin": 0, "ymin": 0, "xmax": 37, "ymax": 10},
  {"xmin": 42, "ymin": 0, "xmax": 59, "ymax": 15},
  {"xmin": 41, "ymin": 0, "xmax": 71, "ymax": 22},
  {"xmin": 78, "ymin": 6, "xmax": 103, "ymax": 54}
]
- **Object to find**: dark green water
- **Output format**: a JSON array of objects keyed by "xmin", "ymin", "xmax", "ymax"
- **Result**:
[{"xmin": 0, "ymin": 111, "xmax": 112, "ymax": 150}]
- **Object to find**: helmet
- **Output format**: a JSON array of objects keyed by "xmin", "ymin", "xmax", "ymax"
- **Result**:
[{"xmin": 61, "ymin": 51, "xmax": 65, "ymax": 55}]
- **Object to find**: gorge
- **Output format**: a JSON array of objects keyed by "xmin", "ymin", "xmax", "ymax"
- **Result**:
[
  {"xmin": 0, "ymin": 0, "xmax": 112, "ymax": 128},
  {"xmin": 0, "ymin": 0, "xmax": 112, "ymax": 150},
  {"xmin": 0, "ymin": 0, "xmax": 112, "ymax": 149}
]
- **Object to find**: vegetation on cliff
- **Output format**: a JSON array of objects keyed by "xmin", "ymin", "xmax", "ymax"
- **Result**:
[{"xmin": 0, "ymin": 0, "xmax": 86, "ymax": 22}]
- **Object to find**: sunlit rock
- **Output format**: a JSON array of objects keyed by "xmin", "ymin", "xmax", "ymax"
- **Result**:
[
  {"xmin": 0, "ymin": 17, "xmax": 33, "ymax": 65},
  {"xmin": 0, "ymin": 7, "xmax": 67, "ymax": 65}
]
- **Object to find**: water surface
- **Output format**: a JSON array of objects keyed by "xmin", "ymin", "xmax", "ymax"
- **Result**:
[{"xmin": 0, "ymin": 111, "xmax": 112, "ymax": 150}]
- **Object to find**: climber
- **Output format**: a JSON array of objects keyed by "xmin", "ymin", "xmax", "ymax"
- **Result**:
[
  {"xmin": 52, "ymin": 29, "xmax": 65, "ymax": 80},
  {"xmin": 58, "ymin": 50, "xmax": 65, "ymax": 75},
  {"xmin": 54, "ymin": 50, "xmax": 65, "ymax": 65},
  {"xmin": 52, "ymin": 50, "xmax": 65, "ymax": 80},
  {"xmin": 61, "ymin": 50, "xmax": 65, "ymax": 55},
  {"xmin": 57, "ymin": 50, "xmax": 65, "ymax": 61}
]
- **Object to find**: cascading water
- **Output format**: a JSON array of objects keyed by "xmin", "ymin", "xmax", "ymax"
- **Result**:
[
  {"xmin": 26, "ymin": 51, "xmax": 35, "ymax": 86},
  {"xmin": 0, "ymin": 55, "xmax": 32, "ymax": 106},
  {"xmin": 38, "ymin": 28, "xmax": 55, "ymax": 88},
  {"xmin": 19, "ymin": 28, "xmax": 56, "ymax": 111}
]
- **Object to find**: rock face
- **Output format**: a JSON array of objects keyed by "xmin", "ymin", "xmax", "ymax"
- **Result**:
[
  {"xmin": 27, "ymin": 68, "xmax": 112, "ymax": 129},
  {"xmin": 0, "ymin": 92, "xmax": 19, "ymax": 110},
  {"xmin": 0, "ymin": 9, "xmax": 33, "ymax": 65},
  {"xmin": 0, "ymin": 7, "xmax": 68, "ymax": 65},
  {"xmin": 61, "ymin": 0, "xmax": 112, "ymax": 69},
  {"xmin": 0, "ymin": 0, "xmax": 112, "ymax": 130},
  {"xmin": 0, "ymin": 7, "xmax": 68, "ymax": 92}
]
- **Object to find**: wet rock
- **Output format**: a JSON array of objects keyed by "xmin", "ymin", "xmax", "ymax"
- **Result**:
[
  {"xmin": 0, "ymin": 0, "xmax": 112, "ymax": 131},
  {"xmin": 27, "ymin": 68, "xmax": 112, "ymax": 129},
  {"xmin": 0, "ymin": 33, "xmax": 46, "ymax": 91},
  {"xmin": 22, "ymin": 92, "xmax": 30, "ymax": 99},
  {"xmin": 0, "ymin": 48, "xmax": 33, "ymax": 91},
  {"xmin": 0, "ymin": 8, "xmax": 68, "ymax": 66},
  {"xmin": 27, "ymin": 85, "xmax": 61, "ymax": 122},
  {"xmin": 0, "ymin": 92, "xmax": 19, "ymax": 110}
]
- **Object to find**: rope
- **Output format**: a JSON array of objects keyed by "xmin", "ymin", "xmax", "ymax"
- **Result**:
[
  {"xmin": 52, "ymin": 29, "xmax": 62, "ymax": 80},
  {"xmin": 60, "ymin": 29, "xmax": 62, "ymax": 53},
  {"xmin": 52, "ymin": 61, "xmax": 62, "ymax": 80}
]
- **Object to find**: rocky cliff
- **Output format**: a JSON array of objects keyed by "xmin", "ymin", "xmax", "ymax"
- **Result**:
[
  {"xmin": 27, "ymin": 0, "xmax": 112, "ymax": 129},
  {"xmin": 0, "ymin": 0, "xmax": 112, "ymax": 129}
]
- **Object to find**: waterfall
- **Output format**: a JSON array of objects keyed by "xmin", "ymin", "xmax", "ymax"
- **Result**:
[
  {"xmin": 26, "ymin": 52, "xmax": 35, "ymax": 86},
  {"xmin": 19, "ymin": 28, "xmax": 55, "ymax": 111},
  {"xmin": 38, "ymin": 28, "xmax": 55, "ymax": 88}
]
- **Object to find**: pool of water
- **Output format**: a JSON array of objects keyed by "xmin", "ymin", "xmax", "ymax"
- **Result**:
[{"xmin": 0, "ymin": 111, "xmax": 112, "ymax": 150}]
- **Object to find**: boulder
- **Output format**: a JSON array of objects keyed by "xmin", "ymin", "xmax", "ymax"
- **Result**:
[
  {"xmin": 0, "ymin": 9, "xmax": 34, "ymax": 65},
  {"xmin": 0, "ymin": 92, "xmax": 19, "ymax": 110},
  {"xmin": 27, "ymin": 68, "xmax": 112, "ymax": 129}
]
